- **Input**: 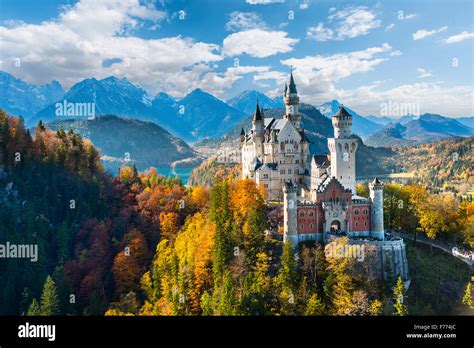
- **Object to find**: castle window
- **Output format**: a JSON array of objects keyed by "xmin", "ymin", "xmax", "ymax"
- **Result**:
[
  {"xmin": 354, "ymin": 209, "xmax": 360, "ymax": 215},
  {"xmin": 363, "ymin": 209, "xmax": 368, "ymax": 215},
  {"xmin": 309, "ymin": 210, "xmax": 314, "ymax": 217},
  {"xmin": 263, "ymin": 174, "xmax": 268, "ymax": 179},
  {"xmin": 288, "ymin": 169, "xmax": 292, "ymax": 174},
  {"xmin": 309, "ymin": 224, "xmax": 313, "ymax": 229},
  {"xmin": 364, "ymin": 221, "xmax": 367, "ymax": 227},
  {"xmin": 355, "ymin": 222, "xmax": 359, "ymax": 227},
  {"xmin": 301, "ymin": 224, "xmax": 304, "ymax": 229},
  {"xmin": 300, "ymin": 211, "xmax": 305, "ymax": 218},
  {"xmin": 280, "ymin": 169, "xmax": 285, "ymax": 175}
]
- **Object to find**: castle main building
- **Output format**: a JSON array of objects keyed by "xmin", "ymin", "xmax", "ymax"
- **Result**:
[{"xmin": 240, "ymin": 73, "xmax": 385, "ymax": 246}]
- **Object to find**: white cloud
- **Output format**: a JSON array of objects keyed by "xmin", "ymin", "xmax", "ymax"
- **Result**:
[
  {"xmin": 222, "ymin": 29, "xmax": 299, "ymax": 58},
  {"xmin": 246, "ymin": 0, "xmax": 284, "ymax": 4},
  {"xmin": 307, "ymin": 23, "xmax": 335, "ymax": 41},
  {"xmin": 399, "ymin": 12, "xmax": 416, "ymax": 20},
  {"xmin": 416, "ymin": 68, "xmax": 433, "ymax": 78},
  {"xmin": 412, "ymin": 26, "xmax": 447, "ymax": 40},
  {"xmin": 307, "ymin": 6, "xmax": 381, "ymax": 41},
  {"xmin": 0, "ymin": 0, "xmax": 252, "ymax": 97},
  {"xmin": 225, "ymin": 11, "xmax": 267, "ymax": 32},
  {"xmin": 335, "ymin": 82, "xmax": 474, "ymax": 117},
  {"xmin": 444, "ymin": 31, "xmax": 474, "ymax": 44},
  {"xmin": 253, "ymin": 70, "xmax": 287, "ymax": 84},
  {"xmin": 385, "ymin": 23, "xmax": 395, "ymax": 31},
  {"xmin": 280, "ymin": 43, "xmax": 393, "ymax": 100},
  {"xmin": 299, "ymin": 0, "xmax": 311, "ymax": 10}
]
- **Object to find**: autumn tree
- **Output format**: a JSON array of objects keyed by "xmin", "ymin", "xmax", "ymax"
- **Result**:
[
  {"xmin": 393, "ymin": 276, "xmax": 407, "ymax": 316},
  {"xmin": 323, "ymin": 238, "xmax": 356, "ymax": 315},
  {"xmin": 159, "ymin": 212, "xmax": 179, "ymax": 242},
  {"xmin": 462, "ymin": 282, "xmax": 473, "ymax": 309}
]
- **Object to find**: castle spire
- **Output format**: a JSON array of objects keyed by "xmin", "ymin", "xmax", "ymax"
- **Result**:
[
  {"xmin": 253, "ymin": 100, "xmax": 263, "ymax": 122},
  {"xmin": 288, "ymin": 70, "xmax": 297, "ymax": 94}
]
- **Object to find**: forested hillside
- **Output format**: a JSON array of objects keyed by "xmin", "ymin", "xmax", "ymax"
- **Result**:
[
  {"xmin": 1, "ymin": 110, "xmax": 472, "ymax": 317},
  {"xmin": 389, "ymin": 136, "xmax": 473, "ymax": 190},
  {"xmin": 47, "ymin": 115, "xmax": 200, "ymax": 173}
]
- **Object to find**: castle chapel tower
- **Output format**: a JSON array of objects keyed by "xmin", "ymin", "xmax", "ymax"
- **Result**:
[
  {"xmin": 284, "ymin": 71, "xmax": 301, "ymax": 130},
  {"xmin": 327, "ymin": 106, "xmax": 358, "ymax": 194}
]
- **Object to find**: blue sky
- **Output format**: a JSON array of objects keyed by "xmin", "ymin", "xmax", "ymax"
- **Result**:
[{"xmin": 0, "ymin": 0, "xmax": 473, "ymax": 116}]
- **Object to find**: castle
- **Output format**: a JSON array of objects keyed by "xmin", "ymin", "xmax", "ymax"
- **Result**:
[{"xmin": 241, "ymin": 73, "xmax": 409, "ymax": 283}]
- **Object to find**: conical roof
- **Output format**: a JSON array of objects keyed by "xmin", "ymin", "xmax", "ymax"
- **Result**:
[
  {"xmin": 253, "ymin": 101, "xmax": 263, "ymax": 122},
  {"xmin": 333, "ymin": 106, "xmax": 351, "ymax": 118}
]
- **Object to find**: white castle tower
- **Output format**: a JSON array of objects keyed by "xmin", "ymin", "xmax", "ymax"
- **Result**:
[
  {"xmin": 327, "ymin": 106, "xmax": 358, "ymax": 194},
  {"xmin": 283, "ymin": 181, "xmax": 298, "ymax": 246},
  {"xmin": 369, "ymin": 177, "xmax": 385, "ymax": 240}
]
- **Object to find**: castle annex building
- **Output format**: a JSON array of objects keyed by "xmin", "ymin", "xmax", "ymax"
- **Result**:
[{"xmin": 240, "ymin": 73, "xmax": 409, "ymax": 282}]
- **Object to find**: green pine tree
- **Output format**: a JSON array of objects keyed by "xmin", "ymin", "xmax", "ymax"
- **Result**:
[
  {"xmin": 216, "ymin": 271, "xmax": 236, "ymax": 315},
  {"xmin": 200, "ymin": 291, "xmax": 213, "ymax": 316},
  {"xmin": 27, "ymin": 298, "xmax": 41, "ymax": 316},
  {"xmin": 40, "ymin": 276, "xmax": 60, "ymax": 316},
  {"xmin": 305, "ymin": 292, "xmax": 325, "ymax": 316}
]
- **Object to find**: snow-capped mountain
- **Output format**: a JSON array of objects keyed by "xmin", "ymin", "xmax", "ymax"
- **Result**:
[
  {"xmin": 28, "ymin": 76, "xmax": 246, "ymax": 141},
  {"xmin": 30, "ymin": 76, "xmax": 155, "ymax": 126},
  {"xmin": 0, "ymin": 71, "xmax": 64, "ymax": 118},
  {"xmin": 317, "ymin": 100, "xmax": 383, "ymax": 137},
  {"xmin": 227, "ymin": 90, "xmax": 284, "ymax": 115}
]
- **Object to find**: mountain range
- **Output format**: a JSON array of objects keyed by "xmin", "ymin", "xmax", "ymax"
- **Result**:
[
  {"xmin": 0, "ymin": 71, "xmax": 64, "ymax": 117},
  {"xmin": 365, "ymin": 114, "xmax": 474, "ymax": 147},
  {"xmin": 1, "ymin": 71, "xmax": 472, "ymax": 148},
  {"xmin": 316, "ymin": 100, "xmax": 383, "ymax": 137},
  {"xmin": 47, "ymin": 115, "xmax": 200, "ymax": 174},
  {"xmin": 227, "ymin": 90, "xmax": 284, "ymax": 115}
]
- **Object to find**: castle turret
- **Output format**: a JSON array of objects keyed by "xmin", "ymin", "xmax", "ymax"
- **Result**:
[
  {"xmin": 369, "ymin": 177, "xmax": 384, "ymax": 240},
  {"xmin": 240, "ymin": 128, "xmax": 245, "ymax": 143},
  {"xmin": 327, "ymin": 106, "xmax": 358, "ymax": 194},
  {"xmin": 284, "ymin": 71, "xmax": 301, "ymax": 130},
  {"xmin": 283, "ymin": 181, "xmax": 298, "ymax": 247}
]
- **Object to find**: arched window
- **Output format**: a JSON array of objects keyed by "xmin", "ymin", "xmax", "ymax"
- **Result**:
[
  {"xmin": 308, "ymin": 210, "xmax": 314, "ymax": 217},
  {"xmin": 354, "ymin": 209, "xmax": 360, "ymax": 216},
  {"xmin": 299, "ymin": 211, "xmax": 305, "ymax": 218},
  {"xmin": 363, "ymin": 209, "xmax": 368, "ymax": 215}
]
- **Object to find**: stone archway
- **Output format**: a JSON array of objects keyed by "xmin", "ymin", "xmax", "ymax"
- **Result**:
[{"xmin": 330, "ymin": 220, "xmax": 341, "ymax": 233}]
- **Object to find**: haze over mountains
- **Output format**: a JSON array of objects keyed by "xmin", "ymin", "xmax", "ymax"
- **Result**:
[
  {"xmin": 227, "ymin": 90, "xmax": 284, "ymax": 115},
  {"xmin": 1, "ymin": 71, "xmax": 472, "ymax": 150},
  {"xmin": 47, "ymin": 115, "xmax": 199, "ymax": 174},
  {"xmin": 365, "ymin": 114, "xmax": 474, "ymax": 148},
  {"xmin": 0, "ymin": 71, "xmax": 65, "ymax": 117}
]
